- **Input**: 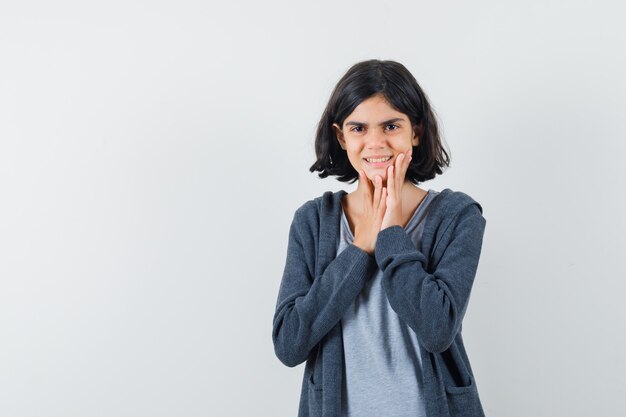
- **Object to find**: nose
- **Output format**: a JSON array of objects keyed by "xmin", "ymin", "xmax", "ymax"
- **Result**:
[{"xmin": 365, "ymin": 129, "xmax": 387, "ymax": 149}]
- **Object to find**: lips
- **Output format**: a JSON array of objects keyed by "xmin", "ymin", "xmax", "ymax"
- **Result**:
[
  {"xmin": 363, "ymin": 155, "xmax": 392, "ymax": 160},
  {"xmin": 363, "ymin": 155, "xmax": 394, "ymax": 167}
]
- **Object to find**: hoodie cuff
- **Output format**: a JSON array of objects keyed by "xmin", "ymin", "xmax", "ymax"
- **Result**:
[{"xmin": 374, "ymin": 225, "xmax": 428, "ymax": 270}]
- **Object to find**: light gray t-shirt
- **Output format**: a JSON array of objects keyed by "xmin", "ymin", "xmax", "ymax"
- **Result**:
[{"xmin": 338, "ymin": 189, "xmax": 439, "ymax": 417}]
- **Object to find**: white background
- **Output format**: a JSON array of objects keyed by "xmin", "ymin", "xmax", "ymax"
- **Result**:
[{"xmin": 1, "ymin": 1, "xmax": 625, "ymax": 416}]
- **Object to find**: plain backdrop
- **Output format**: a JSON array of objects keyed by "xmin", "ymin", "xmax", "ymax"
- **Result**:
[{"xmin": 1, "ymin": 1, "xmax": 625, "ymax": 416}]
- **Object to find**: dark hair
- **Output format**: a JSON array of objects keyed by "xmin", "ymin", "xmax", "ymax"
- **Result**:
[{"xmin": 309, "ymin": 59, "xmax": 450, "ymax": 184}]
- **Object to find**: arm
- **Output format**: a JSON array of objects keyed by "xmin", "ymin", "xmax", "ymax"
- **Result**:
[
  {"xmin": 272, "ymin": 209, "xmax": 378, "ymax": 367},
  {"xmin": 374, "ymin": 204, "xmax": 486, "ymax": 353}
]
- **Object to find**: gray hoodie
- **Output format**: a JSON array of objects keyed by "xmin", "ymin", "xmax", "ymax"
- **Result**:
[{"xmin": 272, "ymin": 188, "xmax": 487, "ymax": 417}]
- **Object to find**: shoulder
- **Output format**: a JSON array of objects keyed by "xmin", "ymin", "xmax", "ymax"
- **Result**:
[
  {"xmin": 425, "ymin": 188, "xmax": 486, "ymax": 236},
  {"xmin": 290, "ymin": 190, "xmax": 347, "ymax": 229},
  {"xmin": 434, "ymin": 188, "xmax": 483, "ymax": 212},
  {"xmin": 430, "ymin": 188, "xmax": 484, "ymax": 218},
  {"xmin": 423, "ymin": 188, "xmax": 486, "ymax": 259},
  {"xmin": 293, "ymin": 190, "xmax": 347, "ymax": 219}
]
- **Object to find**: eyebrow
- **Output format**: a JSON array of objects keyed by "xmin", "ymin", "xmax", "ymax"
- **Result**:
[{"xmin": 345, "ymin": 117, "xmax": 405, "ymax": 127}]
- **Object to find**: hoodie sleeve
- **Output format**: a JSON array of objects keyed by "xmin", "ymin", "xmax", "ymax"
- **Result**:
[
  {"xmin": 272, "ymin": 207, "xmax": 378, "ymax": 367},
  {"xmin": 374, "ymin": 203, "xmax": 486, "ymax": 353}
]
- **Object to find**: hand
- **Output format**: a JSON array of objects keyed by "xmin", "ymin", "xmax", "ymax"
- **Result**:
[
  {"xmin": 381, "ymin": 150, "xmax": 413, "ymax": 230},
  {"xmin": 352, "ymin": 169, "xmax": 387, "ymax": 256}
]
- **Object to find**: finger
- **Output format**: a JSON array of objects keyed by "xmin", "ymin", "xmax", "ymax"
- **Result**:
[
  {"xmin": 372, "ymin": 175, "xmax": 382, "ymax": 208},
  {"xmin": 357, "ymin": 169, "xmax": 373, "ymax": 201},
  {"xmin": 400, "ymin": 150, "xmax": 412, "ymax": 191},
  {"xmin": 387, "ymin": 164, "xmax": 395, "ymax": 201},
  {"xmin": 359, "ymin": 170, "xmax": 375, "ymax": 213},
  {"xmin": 395, "ymin": 153, "xmax": 405, "ymax": 191},
  {"xmin": 361, "ymin": 170, "xmax": 375, "ymax": 199},
  {"xmin": 403, "ymin": 149, "xmax": 412, "ymax": 174},
  {"xmin": 393, "ymin": 153, "xmax": 406, "ymax": 196},
  {"xmin": 379, "ymin": 187, "xmax": 387, "ymax": 214},
  {"xmin": 393, "ymin": 152, "xmax": 406, "ymax": 194}
]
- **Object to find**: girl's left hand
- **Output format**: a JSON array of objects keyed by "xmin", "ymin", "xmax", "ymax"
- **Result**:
[{"xmin": 381, "ymin": 150, "xmax": 413, "ymax": 230}]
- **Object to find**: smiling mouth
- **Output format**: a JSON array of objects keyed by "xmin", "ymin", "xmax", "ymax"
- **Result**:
[
  {"xmin": 363, "ymin": 156, "xmax": 392, "ymax": 163},
  {"xmin": 363, "ymin": 156, "xmax": 394, "ymax": 168}
]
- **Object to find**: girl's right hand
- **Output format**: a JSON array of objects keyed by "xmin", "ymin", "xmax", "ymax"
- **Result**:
[{"xmin": 352, "ymin": 169, "xmax": 387, "ymax": 256}]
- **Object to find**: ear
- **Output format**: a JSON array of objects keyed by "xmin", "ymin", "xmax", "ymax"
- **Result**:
[
  {"xmin": 412, "ymin": 132, "xmax": 419, "ymax": 147},
  {"xmin": 412, "ymin": 124, "xmax": 421, "ymax": 147},
  {"xmin": 332, "ymin": 123, "xmax": 346, "ymax": 150}
]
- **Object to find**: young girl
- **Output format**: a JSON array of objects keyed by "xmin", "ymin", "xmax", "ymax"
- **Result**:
[{"xmin": 272, "ymin": 59, "xmax": 487, "ymax": 417}]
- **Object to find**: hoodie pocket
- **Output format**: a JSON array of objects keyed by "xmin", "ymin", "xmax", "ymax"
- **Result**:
[
  {"xmin": 445, "ymin": 374, "xmax": 483, "ymax": 417},
  {"xmin": 308, "ymin": 373, "xmax": 323, "ymax": 417}
]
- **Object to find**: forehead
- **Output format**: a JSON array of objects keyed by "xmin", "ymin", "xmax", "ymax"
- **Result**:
[{"xmin": 346, "ymin": 94, "xmax": 408, "ymax": 122}]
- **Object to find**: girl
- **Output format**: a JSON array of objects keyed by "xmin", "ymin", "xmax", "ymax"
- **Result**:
[{"xmin": 272, "ymin": 59, "xmax": 487, "ymax": 417}]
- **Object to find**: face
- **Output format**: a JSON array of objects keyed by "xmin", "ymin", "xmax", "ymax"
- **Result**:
[{"xmin": 333, "ymin": 94, "xmax": 419, "ymax": 182}]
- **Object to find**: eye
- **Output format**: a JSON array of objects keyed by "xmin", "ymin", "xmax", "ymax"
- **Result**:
[
  {"xmin": 386, "ymin": 124, "xmax": 399, "ymax": 131},
  {"xmin": 350, "ymin": 126, "xmax": 364, "ymax": 133}
]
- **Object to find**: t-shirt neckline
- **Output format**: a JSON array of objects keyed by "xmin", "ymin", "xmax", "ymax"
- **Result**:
[{"xmin": 340, "ymin": 189, "xmax": 432, "ymax": 241}]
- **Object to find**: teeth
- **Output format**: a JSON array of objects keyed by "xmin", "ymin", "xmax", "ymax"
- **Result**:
[{"xmin": 365, "ymin": 156, "xmax": 392, "ymax": 163}]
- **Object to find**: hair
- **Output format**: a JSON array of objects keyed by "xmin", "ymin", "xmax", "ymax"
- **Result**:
[{"xmin": 309, "ymin": 59, "xmax": 450, "ymax": 184}]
